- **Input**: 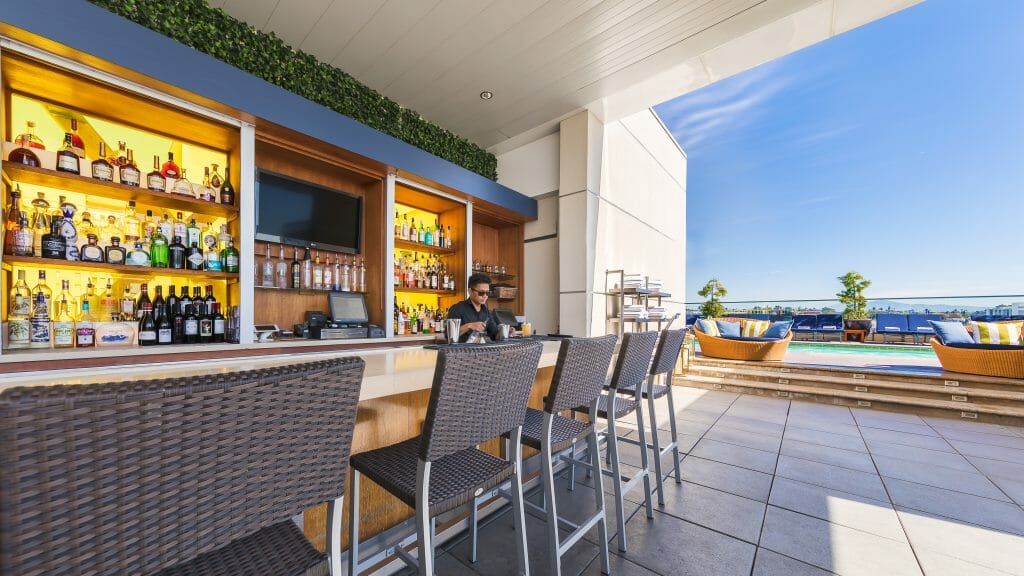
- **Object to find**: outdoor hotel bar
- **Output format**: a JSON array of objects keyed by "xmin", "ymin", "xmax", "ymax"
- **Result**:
[{"xmin": 3, "ymin": 2, "xmax": 1021, "ymax": 576}]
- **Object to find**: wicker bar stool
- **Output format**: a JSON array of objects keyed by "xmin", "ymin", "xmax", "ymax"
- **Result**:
[
  {"xmin": 614, "ymin": 328, "xmax": 687, "ymax": 505},
  {"xmin": 571, "ymin": 330, "xmax": 659, "ymax": 552},
  {"xmin": 347, "ymin": 341, "xmax": 544, "ymax": 576},
  {"xmin": 0, "ymin": 357, "xmax": 365, "ymax": 576}
]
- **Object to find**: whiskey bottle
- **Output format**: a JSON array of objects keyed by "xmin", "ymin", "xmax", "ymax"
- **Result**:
[
  {"xmin": 112, "ymin": 141, "xmax": 127, "ymax": 167},
  {"xmin": 219, "ymin": 163, "xmax": 236, "ymax": 206},
  {"xmin": 168, "ymin": 235, "xmax": 186, "ymax": 269},
  {"xmin": 161, "ymin": 151, "xmax": 180, "ymax": 179},
  {"xmin": 41, "ymin": 219, "xmax": 67, "ymax": 259},
  {"xmin": 186, "ymin": 242, "xmax": 204, "ymax": 270},
  {"xmin": 56, "ymin": 133, "xmax": 81, "ymax": 174},
  {"xmin": 147, "ymin": 155, "xmax": 166, "ymax": 191},
  {"xmin": 7, "ymin": 270, "xmax": 32, "ymax": 349},
  {"xmin": 4, "ymin": 187, "xmax": 34, "ymax": 256},
  {"xmin": 91, "ymin": 142, "xmax": 114, "ymax": 181},
  {"xmin": 120, "ymin": 149, "xmax": 141, "ymax": 187},
  {"xmin": 105, "ymin": 237, "xmax": 127, "ymax": 265},
  {"xmin": 221, "ymin": 239, "xmax": 239, "ymax": 273},
  {"xmin": 80, "ymin": 234, "xmax": 105, "ymax": 262},
  {"xmin": 212, "ymin": 303, "xmax": 225, "ymax": 343},
  {"xmin": 172, "ymin": 169, "xmax": 194, "ymax": 197},
  {"xmin": 137, "ymin": 301, "xmax": 157, "ymax": 346},
  {"xmin": 75, "ymin": 301, "xmax": 96, "ymax": 348},
  {"xmin": 7, "ymin": 139, "xmax": 41, "ymax": 166},
  {"xmin": 30, "ymin": 271, "xmax": 52, "ymax": 348},
  {"xmin": 14, "ymin": 121, "xmax": 45, "ymax": 149}
]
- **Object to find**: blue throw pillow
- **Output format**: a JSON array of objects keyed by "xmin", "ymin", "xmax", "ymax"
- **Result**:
[
  {"xmin": 695, "ymin": 319, "xmax": 718, "ymax": 336},
  {"xmin": 762, "ymin": 321, "xmax": 793, "ymax": 339},
  {"xmin": 716, "ymin": 320, "xmax": 741, "ymax": 337},
  {"xmin": 928, "ymin": 320, "xmax": 973, "ymax": 345}
]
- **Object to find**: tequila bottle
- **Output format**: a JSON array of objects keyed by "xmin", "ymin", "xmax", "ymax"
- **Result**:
[
  {"xmin": 79, "ymin": 234, "xmax": 104, "ymax": 262},
  {"xmin": 30, "ymin": 271, "xmax": 52, "ymax": 348},
  {"xmin": 105, "ymin": 237, "xmax": 127, "ymax": 265},
  {"xmin": 172, "ymin": 168, "xmax": 194, "ymax": 197},
  {"xmin": 262, "ymin": 243, "xmax": 275, "ymax": 288},
  {"xmin": 275, "ymin": 245, "xmax": 289, "ymax": 289},
  {"xmin": 59, "ymin": 197, "xmax": 79, "ymax": 260},
  {"xmin": 99, "ymin": 215, "xmax": 120, "ymax": 250},
  {"xmin": 78, "ymin": 211, "xmax": 98, "ymax": 241},
  {"xmin": 7, "ymin": 270, "xmax": 32, "ymax": 349}
]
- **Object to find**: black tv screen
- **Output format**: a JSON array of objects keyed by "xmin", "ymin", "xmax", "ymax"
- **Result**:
[{"xmin": 255, "ymin": 171, "xmax": 362, "ymax": 254}]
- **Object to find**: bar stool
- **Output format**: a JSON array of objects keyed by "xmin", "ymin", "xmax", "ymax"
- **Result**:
[
  {"xmin": 572, "ymin": 330, "xmax": 659, "ymax": 552},
  {"xmin": 467, "ymin": 334, "xmax": 618, "ymax": 575},
  {"xmin": 615, "ymin": 328, "xmax": 687, "ymax": 505},
  {"xmin": 347, "ymin": 341, "xmax": 544, "ymax": 576}
]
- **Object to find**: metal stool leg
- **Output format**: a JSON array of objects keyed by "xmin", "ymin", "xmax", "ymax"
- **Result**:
[
  {"xmin": 415, "ymin": 462, "xmax": 434, "ymax": 576},
  {"xmin": 509, "ymin": 428, "xmax": 530, "ymax": 576},
  {"xmin": 347, "ymin": 471, "xmax": 361, "ymax": 576},
  {"xmin": 326, "ymin": 496, "xmax": 343, "ymax": 576},
  {"xmin": 587, "ymin": 425, "xmax": 611, "ymax": 574},
  {"xmin": 568, "ymin": 410, "xmax": 578, "ymax": 491},
  {"xmin": 646, "ymin": 375, "xmax": 666, "ymax": 506},
  {"xmin": 664, "ymin": 378, "xmax": 682, "ymax": 483},
  {"xmin": 541, "ymin": 416, "xmax": 562, "ymax": 576},
  {"xmin": 633, "ymin": 394, "xmax": 655, "ymax": 520},
  {"xmin": 606, "ymin": 414, "xmax": 628, "ymax": 552},
  {"xmin": 469, "ymin": 494, "xmax": 479, "ymax": 563}
]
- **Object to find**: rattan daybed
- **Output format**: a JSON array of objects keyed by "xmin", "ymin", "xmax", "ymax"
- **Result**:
[
  {"xmin": 930, "ymin": 338, "xmax": 1024, "ymax": 379},
  {"xmin": 694, "ymin": 326, "xmax": 792, "ymax": 361}
]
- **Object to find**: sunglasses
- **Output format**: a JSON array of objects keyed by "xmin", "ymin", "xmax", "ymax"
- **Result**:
[{"xmin": 472, "ymin": 289, "xmax": 490, "ymax": 297}]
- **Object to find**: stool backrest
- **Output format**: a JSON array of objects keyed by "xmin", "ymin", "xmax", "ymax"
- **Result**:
[
  {"xmin": 420, "ymin": 341, "xmax": 544, "ymax": 462},
  {"xmin": 545, "ymin": 334, "xmax": 618, "ymax": 413},
  {"xmin": 0, "ymin": 357, "xmax": 365, "ymax": 576},
  {"xmin": 651, "ymin": 328, "xmax": 687, "ymax": 376},
  {"xmin": 608, "ymin": 331, "xmax": 659, "ymax": 396}
]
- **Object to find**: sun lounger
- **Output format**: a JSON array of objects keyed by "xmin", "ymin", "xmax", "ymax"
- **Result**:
[
  {"xmin": 906, "ymin": 314, "xmax": 943, "ymax": 344},
  {"xmin": 694, "ymin": 325, "xmax": 792, "ymax": 361},
  {"xmin": 874, "ymin": 313, "xmax": 910, "ymax": 343},
  {"xmin": 791, "ymin": 314, "xmax": 817, "ymax": 340},
  {"xmin": 814, "ymin": 314, "xmax": 844, "ymax": 341}
]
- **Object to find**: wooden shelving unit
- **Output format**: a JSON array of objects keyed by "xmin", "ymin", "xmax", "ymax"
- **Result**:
[
  {"xmin": 471, "ymin": 209, "xmax": 524, "ymax": 315},
  {"xmin": 394, "ymin": 286, "xmax": 458, "ymax": 296},
  {"xmin": 254, "ymin": 286, "xmax": 367, "ymax": 295},
  {"xmin": 393, "ymin": 238, "xmax": 457, "ymax": 256}
]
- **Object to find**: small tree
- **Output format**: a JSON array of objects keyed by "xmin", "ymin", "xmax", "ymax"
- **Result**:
[
  {"xmin": 836, "ymin": 271, "xmax": 871, "ymax": 320},
  {"xmin": 698, "ymin": 278, "xmax": 727, "ymax": 319}
]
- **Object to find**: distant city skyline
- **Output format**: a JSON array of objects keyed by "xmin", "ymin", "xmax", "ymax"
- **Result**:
[{"xmin": 655, "ymin": 0, "xmax": 1024, "ymax": 304}]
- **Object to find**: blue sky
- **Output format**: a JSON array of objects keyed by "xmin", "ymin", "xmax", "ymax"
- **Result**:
[{"xmin": 655, "ymin": 0, "xmax": 1024, "ymax": 305}]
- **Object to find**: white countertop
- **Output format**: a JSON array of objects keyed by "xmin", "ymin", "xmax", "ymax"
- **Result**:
[{"xmin": 0, "ymin": 339, "xmax": 563, "ymax": 401}]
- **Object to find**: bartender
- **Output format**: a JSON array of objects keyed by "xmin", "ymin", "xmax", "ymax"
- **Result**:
[{"xmin": 446, "ymin": 273, "xmax": 515, "ymax": 342}]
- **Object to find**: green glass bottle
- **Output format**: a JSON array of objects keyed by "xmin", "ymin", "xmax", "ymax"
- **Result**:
[
  {"xmin": 150, "ymin": 229, "xmax": 169, "ymax": 268},
  {"xmin": 220, "ymin": 238, "xmax": 239, "ymax": 273}
]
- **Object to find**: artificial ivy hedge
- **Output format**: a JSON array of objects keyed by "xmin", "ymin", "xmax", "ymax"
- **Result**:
[{"xmin": 88, "ymin": 0, "xmax": 498, "ymax": 180}]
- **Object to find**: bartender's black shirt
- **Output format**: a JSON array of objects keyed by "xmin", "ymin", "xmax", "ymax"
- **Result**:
[{"xmin": 446, "ymin": 299, "xmax": 498, "ymax": 342}]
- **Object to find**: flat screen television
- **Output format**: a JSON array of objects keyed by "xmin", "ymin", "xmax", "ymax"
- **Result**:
[{"xmin": 255, "ymin": 170, "xmax": 362, "ymax": 254}]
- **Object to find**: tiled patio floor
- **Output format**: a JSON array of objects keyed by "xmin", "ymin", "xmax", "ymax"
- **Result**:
[{"xmin": 408, "ymin": 386, "xmax": 1024, "ymax": 575}]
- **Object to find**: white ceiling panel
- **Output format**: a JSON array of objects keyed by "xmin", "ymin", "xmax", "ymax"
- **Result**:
[{"xmin": 217, "ymin": 0, "xmax": 921, "ymax": 149}]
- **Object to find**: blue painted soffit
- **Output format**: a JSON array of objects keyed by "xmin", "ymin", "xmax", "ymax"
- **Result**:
[{"xmin": 0, "ymin": 0, "xmax": 537, "ymax": 219}]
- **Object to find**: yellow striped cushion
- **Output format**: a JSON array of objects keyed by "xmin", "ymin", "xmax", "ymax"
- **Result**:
[
  {"xmin": 971, "ymin": 321, "xmax": 1022, "ymax": 345},
  {"xmin": 697, "ymin": 319, "xmax": 720, "ymax": 336},
  {"xmin": 742, "ymin": 320, "xmax": 771, "ymax": 337}
]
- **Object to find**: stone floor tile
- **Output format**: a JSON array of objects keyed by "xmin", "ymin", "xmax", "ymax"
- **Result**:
[
  {"xmin": 690, "ymin": 438, "xmax": 779, "ymax": 474},
  {"xmin": 866, "ymin": 441, "xmax": 976, "ymax": 472},
  {"xmin": 768, "ymin": 476, "xmax": 906, "ymax": 542},
  {"xmin": 859, "ymin": 427, "xmax": 955, "ymax": 452},
  {"xmin": 947, "ymin": 439, "xmax": 1024, "ymax": 465},
  {"xmin": 784, "ymin": 426, "xmax": 868, "ymax": 452},
  {"xmin": 936, "ymin": 428, "xmax": 1024, "ymax": 451},
  {"xmin": 759, "ymin": 506, "xmax": 922, "ymax": 576},
  {"xmin": 705, "ymin": 423, "xmax": 784, "ymax": 453},
  {"xmin": 392, "ymin": 551, "xmax": 479, "ymax": 575},
  {"xmin": 786, "ymin": 417, "xmax": 863, "ymax": 438},
  {"xmin": 780, "ymin": 439, "xmax": 877, "ymax": 473},
  {"xmin": 631, "ymin": 480, "xmax": 767, "ymax": 544},
  {"xmin": 616, "ymin": 511, "xmax": 756, "ymax": 576},
  {"xmin": 788, "ymin": 402, "xmax": 856, "ymax": 424},
  {"xmin": 536, "ymin": 471, "xmax": 643, "ymax": 548},
  {"xmin": 873, "ymin": 454, "xmax": 1011, "ymax": 501},
  {"xmin": 715, "ymin": 414, "xmax": 786, "ymax": 435},
  {"xmin": 676, "ymin": 409, "xmax": 724, "ymax": 426},
  {"xmin": 856, "ymin": 419, "xmax": 940, "ymax": 437},
  {"xmin": 577, "ymin": 552, "xmax": 661, "ymax": 575},
  {"xmin": 851, "ymin": 408, "xmax": 925, "ymax": 424},
  {"xmin": 724, "ymin": 407, "xmax": 789, "ymax": 426},
  {"xmin": 883, "ymin": 477, "xmax": 1024, "ymax": 536},
  {"xmin": 988, "ymin": 476, "xmax": 1024, "ymax": 507},
  {"xmin": 963, "ymin": 455, "xmax": 1024, "ymax": 479},
  {"xmin": 897, "ymin": 508, "xmax": 1024, "ymax": 575},
  {"xmin": 679, "ymin": 455, "xmax": 774, "ymax": 502},
  {"xmin": 914, "ymin": 549, "xmax": 1017, "ymax": 576},
  {"xmin": 671, "ymin": 418, "xmax": 715, "ymax": 436},
  {"xmin": 922, "ymin": 417, "xmax": 1021, "ymax": 438},
  {"xmin": 752, "ymin": 548, "xmax": 836, "ymax": 576},
  {"xmin": 775, "ymin": 455, "xmax": 888, "ymax": 502}
]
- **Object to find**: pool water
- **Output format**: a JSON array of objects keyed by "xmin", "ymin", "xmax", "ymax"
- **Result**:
[{"xmin": 788, "ymin": 342, "xmax": 936, "ymax": 357}]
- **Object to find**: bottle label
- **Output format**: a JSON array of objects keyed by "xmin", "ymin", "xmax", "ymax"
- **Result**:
[
  {"xmin": 159, "ymin": 223, "xmax": 172, "ymax": 239},
  {"xmin": 29, "ymin": 318, "xmax": 50, "ymax": 343},
  {"xmin": 93, "ymin": 164, "xmax": 113, "ymax": 181},
  {"xmin": 7, "ymin": 319, "xmax": 30, "ymax": 346},
  {"xmin": 13, "ymin": 230, "xmax": 33, "ymax": 255},
  {"xmin": 185, "ymin": 319, "xmax": 199, "ymax": 336},
  {"xmin": 147, "ymin": 173, "xmax": 165, "ymax": 191},
  {"xmin": 226, "ymin": 255, "xmax": 239, "ymax": 269},
  {"xmin": 127, "ymin": 251, "xmax": 150, "ymax": 266},
  {"xmin": 106, "ymin": 249, "xmax": 125, "ymax": 264},
  {"xmin": 54, "ymin": 323, "xmax": 75, "ymax": 346},
  {"xmin": 120, "ymin": 168, "xmax": 140, "ymax": 187},
  {"xmin": 158, "ymin": 328, "xmax": 172, "ymax": 343},
  {"xmin": 31, "ymin": 295, "xmax": 50, "ymax": 319},
  {"xmin": 187, "ymin": 230, "xmax": 201, "ymax": 247},
  {"xmin": 199, "ymin": 319, "xmax": 213, "ymax": 337},
  {"xmin": 57, "ymin": 155, "xmax": 79, "ymax": 172},
  {"xmin": 214, "ymin": 318, "xmax": 225, "ymax": 335},
  {"xmin": 76, "ymin": 328, "xmax": 95, "ymax": 347},
  {"xmin": 122, "ymin": 300, "xmax": 135, "ymax": 317},
  {"xmin": 12, "ymin": 294, "xmax": 30, "ymax": 316},
  {"xmin": 139, "ymin": 330, "xmax": 156, "ymax": 342},
  {"xmin": 41, "ymin": 237, "xmax": 66, "ymax": 258},
  {"xmin": 205, "ymin": 253, "xmax": 223, "ymax": 271},
  {"xmin": 81, "ymin": 245, "xmax": 104, "ymax": 262},
  {"xmin": 188, "ymin": 253, "xmax": 205, "ymax": 268}
]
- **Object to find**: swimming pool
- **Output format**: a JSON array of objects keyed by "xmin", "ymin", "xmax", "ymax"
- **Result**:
[{"xmin": 788, "ymin": 341, "xmax": 936, "ymax": 358}]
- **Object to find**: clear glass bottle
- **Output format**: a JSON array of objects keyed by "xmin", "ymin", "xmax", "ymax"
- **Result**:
[
  {"xmin": 100, "ymin": 279, "xmax": 118, "ymax": 320},
  {"xmin": 204, "ymin": 232, "xmax": 222, "ymax": 272},
  {"xmin": 91, "ymin": 142, "xmax": 114, "ymax": 181},
  {"xmin": 14, "ymin": 121, "xmax": 46, "ymax": 149},
  {"xmin": 172, "ymin": 168, "xmax": 193, "ymax": 197},
  {"xmin": 209, "ymin": 164, "xmax": 223, "ymax": 190},
  {"xmin": 312, "ymin": 250, "xmax": 324, "ymax": 290},
  {"xmin": 99, "ymin": 215, "xmax": 120, "ymax": 249},
  {"xmin": 186, "ymin": 217, "xmax": 201, "ymax": 250},
  {"xmin": 53, "ymin": 282, "xmax": 76, "ymax": 348},
  {"xmin": 323, "ymin": 252, "xmax": 334, "ymax": 291},
  {"xmin": 217, "ymin": 224, "xmax": 232, "ymax": 251},
  {"xmin": 4, "ymin": 187, "xmax": 34, "ymax": 256},
  {"xmin": 76, "ymin": 301, "xmax": 96, "ymax": 348},
  {"xmin": 123, "ymin": 201, "xmax": 141, "ymax": 245},
  {"xmin": 120, "ymin": 286, "xmax": 136, "ymax": 321},
  {"xmin": 262, "ymin": 243, "xmax": 275, "ymax": 288},
  {"xmin": 30, "ymin": 271, "xmax": 52, "ymax": 348},
  {"xmin": 105, "ymin": 236, "xmax": 127, "ymax": 265},
  {"xmin": 275, "ymin": 245, "xmax": 289, "ymax": 289},
  {"xmin": 120, "ymin": 149, "xmax": 141, "ymax": 187},
  {"xmin": 158, "ymin": 212, "xmax": 173, "ymax": 242},
  {"xmin": 301, "ymin": 246, "xmax": 312, "ymax": 289},
  {"xmin": 7, "ymin": 270, "xmax": 32, "ymax": 349},
  {"xmin": 199, "ymin": 167, "xmax": 214, "ymax": 202},
  {"xmin": 30, "ymin": 192, "xmax": 49, "ymax": 257},
  {"xmin": 127, "ymin": 241, "xmax": 150, "ymax": 266},
  {"xmin": 56, "ymin": 133, "xmax": 80, "ymax": 174},
  {"xmin": 147, "ymin": 155, "xmax": 166, "ymax": 192},
  {"xmin": 333, "ymin": 255, "xmax": 342, "ymax": 291},
  {"xmin": 341, "ymin": 255, "xmax": 351, "ymax": 292},
  {"xmin": 173, "ymin": 212, "xmax": 187, "ymax": 242}
]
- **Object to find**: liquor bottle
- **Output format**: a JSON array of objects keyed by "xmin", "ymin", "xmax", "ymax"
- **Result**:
[
  {"xmin": 204, "ymin": 233, "xmax": 222, "ymax": 271},
  {"xmin": 150, "ymin": 228, "xmax": 169, "ymax": 268},
  {"xmin": 8, "ymin": 142, "xmax": 41, "ymax": 166},
  {"xmin": 291, "ymin": 247, "xmax": 301, "ymax": 289},
  {"xmin": 92, "ymin": 142, "xmax": 114, "ymax": 181},
  {"xmin": 341, "ymin": 256, "xmax": 351, "ymax": 292},
  {"xmin": 179, "ymin": 285, "xmax": 192, "ymax": 317},
  {"xmin": 69, "ymin": 118, "xmax": 86, "ymax": 157},
  {"xmin": 186, "ymin": 218, "xmax": 201, "ymax": 249},
  {"xmin": 401, "ymin": 214, "xmax": 409, "ymax": 240},
  {"xmin": 192, "ymin": 286, "xmax": 204, "ymax": 315},
  {"xmin": 436, "ymin": 220, "xmax": 444, "ymax": 248},
  {"xmin": 446, "ymin": 225, "xmax": 453, "ymax": 249},
  {"xmin": 418, "ymin": 221, "xmax": 425, "ymax": 244},
  {"xmin": 350, "ymin": 256, "xmax": 360, "ymax": 292},
  {"xmin": 424, "ymin": 223, "xmax": 433, "ymax": 247},
  {"xmin": 53, "ymin": 292, "xmax": 76, "ymax": 349},
  {"xmin": 358, "ymin": 257, "xmax": 366, "ymax": 292},
  {"xmin": 198, "ymin": 303, "xmax": 214, "ymax": 344},
  {"xmin": 99, "ymin": 215, "xmax": 119, "ymax": 249},
  {"xmin": 301, "ymin": 246, "xmax": 312, "ymax": 289},
  {"xmin": 168, "ymin": 236, "xmax": 186, "ymax": 269},
  {"xmin": 80, "ymin": 234, "xmax": 104, "ymax": 262},
  {"xmin": 123, "ymin": 201, "xmax": 141, "ymax": 244},
  {"xmin": 56, "ymin": 133, "xmax": 80, "ymax": 174},
  {"xmin": 166, "ymin": 286, "xmax": 179, "ymax": 319},
  {"xmin": 198, "ymin": 167, "xmax": 215, "ymax": 202},
  {"xmin": 58, "ymin": 197, "xmax": 79, "ymax": 260},
  {"xmin": 161, "ymin": 151, "xmax": 180, "ymax": 179},
  {"xmin": 394, "ymin": 211, "xmax": 401, "ymax": 238},
  {"xmin": 147, "ymin": 155, "xmax": 166, "ymax": 191},
  {"xmin": 156, "ymin": 303, "xmax": 172, "ymax": 345},
  {"xmin": 76, "ymin": 301, "xmax": 95, "ymax": 348},
  {"xmin": 112, "ymin": 141, "xmax": 127, "ymax": 167},
  {"xmin": 4, "ymin": 186, "xmax": 34, "ymax": 256},
  {"xmin": 210, "ymin": 164, "xmax": 223, "ymax": 190},
  {"xmin": 203, "ymin": 286, "xmax": 216, "ymax": 319},
  {"xmin": 158, "ymin": 213, "xmax": 173, "ymax": 242},
  {"xmin": 221, "ymin": 239, "xmax": 239, "ymax": 273},
  {"xmin": 173, "ymin": 212, "xmax": 187, "ymax": 242},
  {"xmin": 312, "ymin": 250, "xmax": 324, "ymax": 290},
  {"xmin": 275, "ymin": 245, "xmax": 289, "ymax": 289},
  {"xmin": 127, "ymin": 242, "xmax": 150, "ymax": 266},
  {"xmin": 120, "ymin": 149, "xmax": 141, "ymax": 187},
  {"xmin": 333, "ymin": 255, "xmax": 342, "ymax": 291},
  {"xmin": 217, "ymin": 224, "xmax": 232, "ymax": 251},
  {"xmin": 29, "ymin": 193, "xmax": 49, "ymax": 257},
  {"xmin": 219, "ymin": 163, "xmax": 235, "ymax": 206},
  {"xmin": 409, "ymin": 217, "xmax": 417, "ymax": 242},
  {"xmin": 100, "ymin": 279, "xmax": 118, "ymax": 320},
  {"xmin": 30, "ymin": 271, "xmax": 52, "ymax": 348},
  {"xmin": 41, "ymin": 218, "xmax": 67, "ymax": 259},
  {"xmin": 7, "ymin": 270, "xmax": 32, "ymax": 349},
  {"xmin": 323, "ymin": 252, "xmax": 334, "ymax": 291},
  {"xmin": 137, "ymin": 300, "xmax": 157, "ymax": 346},
  {"xmin": 135, "ymin": 284, "xmax": 152, "ymax": 321},
  {"xmin": 105, "ymin": 237, "xmax": 127, "ymax": 264},
  {"xmin": 186, "ymin": 242, "xmax": 204, "ymax": 270},
  {"xmin": 14, "ymin": 121, "xmax": 45, "ymax": 149},
  {"xmin": 171, "ymin": 298, "xmax": 186, "ymax": 344},
  {"xmin": 142, "ymin": 210, "xmax": 156, "ymax": 240},
  {"xmin": 184, "ymin": 304, "xmax": 199, "ymax": 344},
  {"xmin": 262, "ymin": 243, "xmax": 275, "ymax": 288},
  {"xmin": 212, "ymin": 303, "xmax": 225, "ymax": 343},
  {"xmin": 120, "ymin": 286, "xmax": 136, "ymax": 321},
  {"xmin": 172, "ymin": 168, "xmax": 193, "ymax": 197}
]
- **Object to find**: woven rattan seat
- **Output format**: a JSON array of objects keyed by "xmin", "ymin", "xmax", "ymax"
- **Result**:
[
  {"xmin": 351, "ymin": 437, "xmax": 513, "ymax": 516},
  {"xmin": 615, "ymin": 381, "xmax": 669, "ymax": 399},
  {"xmin": 156, "ymin": 520, "xmax": 326, "ymax": 576},
  {"xmin": 518, "ymin": 407, "xmax": 592, "ymax": 452},
  {"xmin": 576, "ymin": 392, "xmax": 639, "ymax": 420}
]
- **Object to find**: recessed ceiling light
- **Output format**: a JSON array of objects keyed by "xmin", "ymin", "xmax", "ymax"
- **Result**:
[{"xmin": 479, "ymin": 91, "xmax": 493, "ymax": 100}]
